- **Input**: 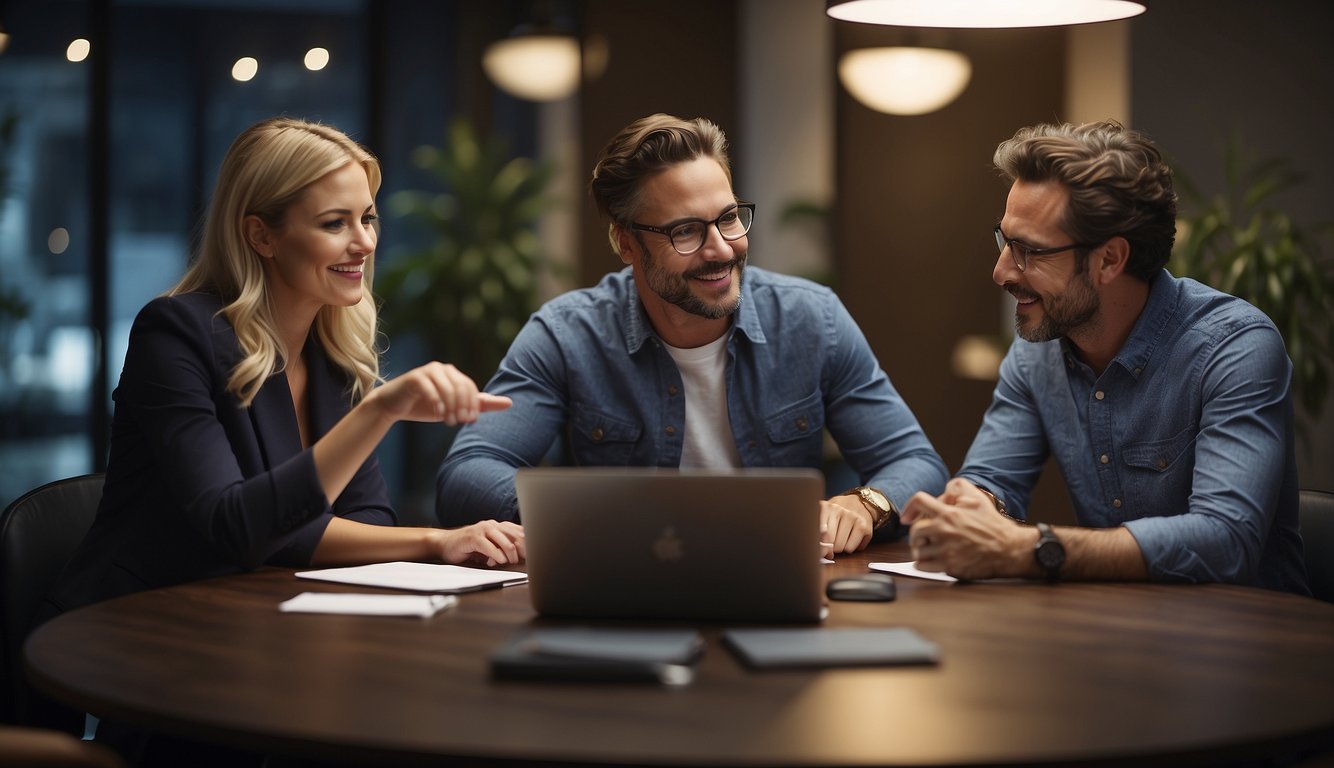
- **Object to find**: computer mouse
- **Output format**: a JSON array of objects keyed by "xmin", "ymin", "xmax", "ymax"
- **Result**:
[{"xmin": 825, "ymin": 573, "xmax": 897, "ymax": 602}]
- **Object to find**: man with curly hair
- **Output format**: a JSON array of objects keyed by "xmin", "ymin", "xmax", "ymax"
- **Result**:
[{"xmin": 903, "ymin": 121, "xmax": 1308, "ymax": 594}]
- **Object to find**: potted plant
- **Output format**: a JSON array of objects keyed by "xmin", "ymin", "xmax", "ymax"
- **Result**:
[
  {"xmin": 1170, "ymin": 138, "xmax": 1334, "ymax": 435},
  {"xmin": 377, "ymin": 119, "xmax": 559, "ymax": 380},
  {"xmin": 374, "ymin": 120, "xmax": 559, "ymax": 515}
]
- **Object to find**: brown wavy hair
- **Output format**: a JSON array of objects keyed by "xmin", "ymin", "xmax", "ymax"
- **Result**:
[
  {"xmin": 993, "ymin": 121, "xmax": 1177, "ymax": 281},
  {"xmin": 589, "ymin": 113, "xmax": 731, "ymax": 256}
]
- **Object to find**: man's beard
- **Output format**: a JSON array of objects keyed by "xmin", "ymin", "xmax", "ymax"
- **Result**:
[
  {"xmin": 1012, "ymin": 270, "xmax": 1099, "ymax": 342},
  {"xmin": 644, "ymin": 249, "xmax": 747, "ymax": 320}
]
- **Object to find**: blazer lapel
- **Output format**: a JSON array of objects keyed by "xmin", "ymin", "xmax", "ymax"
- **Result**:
[
  {"xmin": 304, "ymin": 335, "xmax": 351, "ymax": 441},
  {"xmin": 249, "ymin": 368, "xmax": 303, "ymax": 467}
]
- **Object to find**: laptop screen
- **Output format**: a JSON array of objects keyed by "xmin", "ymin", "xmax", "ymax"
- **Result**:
[{"xmin": 516, "ymin": 467, "xmax": 826, "ymax": 622}]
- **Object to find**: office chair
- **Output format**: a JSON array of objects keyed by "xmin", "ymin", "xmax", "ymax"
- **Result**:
[
  {"xmin": 0, "ymin": 724, "xmax": 126, "ymax": 767},
  {"xmin": 1299, "ymin": 488, "xmax": 1334, "ymax": 603},
  {"xmin": 0, "ymin": 473, "xmax": 105, "ymax": 726}
]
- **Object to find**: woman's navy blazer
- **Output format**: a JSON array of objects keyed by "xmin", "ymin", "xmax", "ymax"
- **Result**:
[{"xmin": 46, "ymin": 291, "xmax": 395, "ymax": 613}]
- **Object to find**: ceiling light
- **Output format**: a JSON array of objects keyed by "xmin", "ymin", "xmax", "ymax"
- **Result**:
[
  {"xmin": 826, "ymin": 0, "xmax": 1146, "ymax": 28},
  {"xmin": 232, "ymin": 57, "xmax": 258, "ymax": 82},
  {"xmin": 48, "ymin": 227, "xmax": 71, "ymax": 256},
  {"xmin": 838, "ymin": 47, "xmax": 971, "ymax": 115},
  {"xmin": 304, "ymin": 47, "xmax": 330, "ymax": 71},
  {"xmin": 66, "ymin": 38, "xmax": 91, "ymax": 63},
  {"xmin": 483, "ymin": 30, "xmax": 580, "ymax": 102}
]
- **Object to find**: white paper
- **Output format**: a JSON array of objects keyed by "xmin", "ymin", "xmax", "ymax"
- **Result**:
[
  {"xmin": 280, "ymin": 592, "xmax": 458, "ymax": 618},
  {"xmin": 869, "ymin": 561, "xmax": 958, "ymax": 582},
  {"xmin": 295, "ymin": 561, "xmax": 527, "ymax": 593}
]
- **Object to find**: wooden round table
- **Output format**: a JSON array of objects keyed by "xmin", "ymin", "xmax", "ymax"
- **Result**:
[{"xmin": 25, "ymin": 544, "xmax": 1334, "ymax": 766}]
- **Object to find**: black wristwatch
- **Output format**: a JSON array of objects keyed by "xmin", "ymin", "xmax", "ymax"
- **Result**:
[{"xmin": 1034, "ymin": 522, "xmax": 1065, "ymax": 582}]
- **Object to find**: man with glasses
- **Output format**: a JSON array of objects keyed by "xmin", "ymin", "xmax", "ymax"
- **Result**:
[
  {"xmin": 437, "ymin": 113, "xmax": 947, "ymax": 553},
  {"xmin": 902, "ymin": 121, "xmax": 1308, "ymax": 593}
]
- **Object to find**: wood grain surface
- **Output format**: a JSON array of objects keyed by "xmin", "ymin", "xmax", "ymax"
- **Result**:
[{"xmin": 25, "ymin": 543, "xmax": 1334, "ymax": 766}]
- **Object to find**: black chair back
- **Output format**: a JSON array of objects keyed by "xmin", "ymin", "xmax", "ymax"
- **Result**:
[
  {"xmin": 0, "ymin": 473, "xmax": 104, "ymax": 724},
  {"xmin": 1299, "ymin": 488, "xmax": 1334, "ymax": 603}
]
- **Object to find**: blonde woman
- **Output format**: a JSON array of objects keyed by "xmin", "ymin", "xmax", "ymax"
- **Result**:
[{"xmin": 46, "ymin": 117, "xmax": 524, "ymax": 616}]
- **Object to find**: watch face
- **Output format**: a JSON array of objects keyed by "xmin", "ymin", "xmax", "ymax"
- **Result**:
[
  {"xmin": 862, "ymin": 487, "xmax": 889, "ymax": 510},
  {"xmin": 1036, "ymin": 540, "xmax": 1064, "ymax": 569}
]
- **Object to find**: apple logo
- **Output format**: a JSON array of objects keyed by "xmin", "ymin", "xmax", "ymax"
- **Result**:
[{"xmin": 652, "ymin": 526, "xmax": 684, "ymax": 562}]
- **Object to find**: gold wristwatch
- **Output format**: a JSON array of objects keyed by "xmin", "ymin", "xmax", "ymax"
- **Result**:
[{"xmin": 841, "ymin": 486, "xmax": 898, "ymax": 531}]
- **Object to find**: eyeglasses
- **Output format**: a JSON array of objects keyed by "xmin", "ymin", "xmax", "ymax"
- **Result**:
[
  {"xmin": 994, "ymin": 223, "xmax": 1098, "ymax": 272},
  {"xmin": 630, "ymin": 202, "xmax": 755, "ymax": 256}
]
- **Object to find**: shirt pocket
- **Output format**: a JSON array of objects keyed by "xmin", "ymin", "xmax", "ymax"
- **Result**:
[
  {"xmin": 568, "ymin": 403, "xmax": 643, "ymax": 465},
  {"xmin": 763, "ymin": 389, "xmax": 826, "ymax": 465},
  {"xmin": 1121, "ymin": 425, "xmax": 1198, "ymax": 515}
]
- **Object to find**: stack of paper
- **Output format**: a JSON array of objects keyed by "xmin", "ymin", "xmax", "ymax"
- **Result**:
[
  {"xmin": 295, "ymin": 561, "xmax": 527, "ymax": 592},
  {"xmin": 279, "ymin": 592, "xmax": 458, "ymax": 618}
]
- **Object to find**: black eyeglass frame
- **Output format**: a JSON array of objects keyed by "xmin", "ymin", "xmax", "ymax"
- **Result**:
[
  {"xmin": 994, "ymin": 223, "xmax": 1099, "ymax": 272},
  {"xmin": 630, "ymin": 202, "xmax": 755, "ymax": 256}
]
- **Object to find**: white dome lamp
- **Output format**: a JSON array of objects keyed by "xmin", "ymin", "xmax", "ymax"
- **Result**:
[
  {"xmin": 838, "ymin": 47, "xmax": 972, "ymax": 116},
  {"xmin": 483, "ymin": 23, "xmax": 581, "ymax": 102},
  {"xmin": 825, "ymin": 0, "xmax": 1146, "ymax": 28}
]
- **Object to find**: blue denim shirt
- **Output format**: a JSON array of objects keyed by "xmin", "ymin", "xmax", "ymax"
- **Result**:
[
  {"xmin": 958, "ymin": 270, "xmax": 1308, "ymax": 593},
  {"xmin": 437, "ymin": 266, "xmax": 947, "ymax": 528}
]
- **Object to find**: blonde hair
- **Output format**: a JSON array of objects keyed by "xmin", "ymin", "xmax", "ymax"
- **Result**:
[{"xmin": 171, "ymin": 117, "xmax": 383, "ymax": 406}]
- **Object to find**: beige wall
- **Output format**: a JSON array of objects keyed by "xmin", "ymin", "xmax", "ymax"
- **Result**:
[{"xmin": 737, "ymin": 0, "xmax": 835, "ymax": 280}]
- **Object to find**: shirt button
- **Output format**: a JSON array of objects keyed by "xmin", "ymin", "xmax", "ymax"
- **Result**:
[
  {"xmin": 1095, "ymin": 390, "xmax": 1105, "ymax": 400},
  {"xmin": 1134, "ymin": 367, "xmax": 1143, "ymax": 375},
  {"xmin": 1100, "ymin": 454, "xmax": 1110, "ymax": 464},
  {"xmin": 665, "ymin": 425, "xmax": 677, "ymax": 436},
  {"xmin": 1113, "ymin": 498, "xmax": 1122, "ymax": 508},
  {"xmin": 747, "ymin": 440, "xmax": 757, "ymax": 449},
  {"xmin": 668, "ymin": 385, "xmax": 679, "ymax": 396},
  {"xmin": 1156, "ymin": 457, "xmax": 1167, "ymax": 469},
  {"xmin": 795, "ymin": 417, "xmax": 809, "ymax": 432},
  {"xmin": 590, "ymin": 427, "xmax": 604, "ymax": 442}
]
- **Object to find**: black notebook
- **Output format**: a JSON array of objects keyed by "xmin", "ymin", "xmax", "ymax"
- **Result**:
[
  {"xmin": 723, "ymin": 627, "xmax": 939, "ymax": 669},
  {"xmin": 491, "ymin": 628, "xmax": 705, "ymax": 686}
]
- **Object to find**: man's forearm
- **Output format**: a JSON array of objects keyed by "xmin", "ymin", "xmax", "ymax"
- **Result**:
[{"xmin": 1049, "ymin": 525, "xmax": 1149, "ymax": 581}]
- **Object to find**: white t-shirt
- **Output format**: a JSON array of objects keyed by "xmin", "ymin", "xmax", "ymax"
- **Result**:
[{"xmin": 663, "ymin": 335, "xmax": 742, "ymax": 469}]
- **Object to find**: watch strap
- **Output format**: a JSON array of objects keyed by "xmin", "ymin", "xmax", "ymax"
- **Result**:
[
  {"xmin": 1035, "ymin": 522, "xmax": 1064, "ymax": 582},
  {"xmin": 841, "ymin": 487, "xmax": 898, "ymax": 532}
]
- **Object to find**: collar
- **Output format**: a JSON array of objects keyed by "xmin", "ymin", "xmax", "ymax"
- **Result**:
[
  {"xmin": 620, "ymin": 265, "xmax": 767, "ymax": 353},
  {"xmin": 1063, "ymin": 269, "xmax": 1177, "ymax": 380}
]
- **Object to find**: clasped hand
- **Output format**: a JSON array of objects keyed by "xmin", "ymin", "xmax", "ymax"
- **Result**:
[{"xmin": 900, "ymin": 478, "xmax": 1029, "ymax": 580}]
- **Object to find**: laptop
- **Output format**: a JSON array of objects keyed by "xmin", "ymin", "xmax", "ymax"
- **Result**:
[{"xmin": 515, "ymin": 467, "xmax": 826, "ymax": 622}]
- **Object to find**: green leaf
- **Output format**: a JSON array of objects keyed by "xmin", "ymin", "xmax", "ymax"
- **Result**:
[
  {"xmin": 375, "ymin": 117, "xmax": 558, "ymax": 380},
  {"xmin": 1171, "ymin": 136, "xmax": 1334, "ymax": 434}
]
